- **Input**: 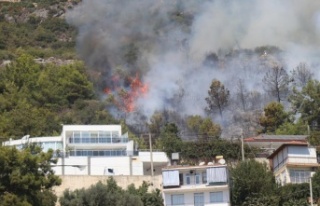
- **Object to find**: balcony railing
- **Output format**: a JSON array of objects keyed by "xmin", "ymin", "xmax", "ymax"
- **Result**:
[
  {"xmin": 273, "ymin": 156, "xmax": 318, "ymax": 172},
  {"xmin": 69, "ymin": 137, "xmax": 129, "ymax": 144}
]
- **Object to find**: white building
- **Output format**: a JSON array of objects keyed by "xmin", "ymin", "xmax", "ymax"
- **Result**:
[
  {"xmin": 2, "ymin": 125, "xmax": 169, "ymax": 176},
  {"xmin": 162, "ymin": 163, "xmax": 230, "ymax": 206},
  {"xmin": 268, "ymin": 142, "xmax": 320, "ymax": 185}
]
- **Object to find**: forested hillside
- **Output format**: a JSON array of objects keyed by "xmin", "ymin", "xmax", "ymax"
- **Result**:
[{"xmin": 1, "ymin": 0, "xmax": 320, "ymax": 149}]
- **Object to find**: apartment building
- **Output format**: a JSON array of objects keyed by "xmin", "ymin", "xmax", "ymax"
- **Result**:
[
  {"xmin": 162, "ymin": 162, "xmax": 230, "ymax": 206},
  {"xmin": 2, "ymin": 124, "xmax": 169, "ymax": 176},
  {"xmin": 268, "ymin": 142, "xmax": 320, "ymax": 185}
]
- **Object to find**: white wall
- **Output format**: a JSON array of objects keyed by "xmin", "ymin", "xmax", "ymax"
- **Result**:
[
  {"xmin": 90, "ymin": 156, "xmax": 131, "ymax": 175},
  {"xmin": 164, "ymin": 189, "xmax": 230, "ymax": 206},
  {"xmin": 53, "ymin": 156, "xmax": 132, "ymax": 175},
  {"xmin": 139, "ymin": 151, "xmax": 169, "ymax": 162}
]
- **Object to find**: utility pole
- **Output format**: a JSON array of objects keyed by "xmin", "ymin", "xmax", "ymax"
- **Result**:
[
  {"xmin": 310, "ymin": 177, "xmax": 313, "ymax": 206},
  {"xmin": 241, "ymin": 129, "xmax": 245, "ymax": 161},
  {"xmin": 149, "ymin": 132, "xmax": 154, "ymax": 187}
]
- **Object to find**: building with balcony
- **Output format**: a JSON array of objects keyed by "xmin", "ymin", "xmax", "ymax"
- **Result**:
[
  {"xmin": 2, "ymin": 125, "xmax": 169, "ymax": 176},
  {"xmin": 268, "ymin": 142, "xmax": 320, "ymax": 185},
  {"xmin": 162, "ymin": 163, "xmax": 230, "ymax": 206}
]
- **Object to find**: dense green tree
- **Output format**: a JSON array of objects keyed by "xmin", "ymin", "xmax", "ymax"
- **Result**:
[
  {"xmin": 180, "ymin": 139, "xmax": 257, "ymax": 164},
  {"xmin": 60, "ymin": 100, "xmax": 117, "ymax": 125},
  {"xmin": 148, "ymin": 112, "xmax": 167, "ymax": 136},
  {"xmin": 230, "ymin": 159, "xmax": 277, "ymax": 206},
  {"xmin": 59, "ymin": 178, "xmax": 163, "ymax": 206},
  {"xmin": 186, "ymin": 115, "xmax": 221, "ymax": 140},
  {"xmin": 205, "ymin": 79, "xmax": 230, "ymax": 120},
  {"xmin": 0, "ymin": 146, "xmax": 61, "ymax": 206},
  {"xmin": 0, "ymin": 54, "xmax": 95, "ymax": 138},
  {"xmin": 289, "ymin": 80, "xmax": 320, "ymax": 127},
  {"xmin": 259, "ymin": 102, "xmax": 291, "ymax": 133},
  {"xmin": 157, "ymin": 123, "xmax": 182, "ymax": 158},
  {"xmin": 275, "ymin": 121, "xmax": 309, "ymax": 135},
  {"xmin": 278, "ymin": 183, "xmax": 309, "ymax": 206}
]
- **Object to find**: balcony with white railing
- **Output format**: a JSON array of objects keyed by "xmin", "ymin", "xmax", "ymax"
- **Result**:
[
  {"xmin": 162, "ymin": 166, "xmax": 229, "ymax": 192},
  {"xmin": 274, "ymin": 156, "xmax": 319, "ymax": 172}
]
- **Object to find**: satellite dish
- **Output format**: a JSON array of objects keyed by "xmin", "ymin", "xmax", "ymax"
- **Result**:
[
  {"xmin": 218, "ymin": 159, "xmax": 226, "ymax": 165},
  {"xmin": 207, "ymin": 162, "xmax": 214, "ymax": 165},
  {"xmin": 199, "ymin": 162, "xmax": 205, "ymax": 166}
]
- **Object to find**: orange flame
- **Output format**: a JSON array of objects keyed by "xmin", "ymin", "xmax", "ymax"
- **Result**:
[{"xmin": 105, "ymin": 73, "xmax": 148, "ymax": 113}]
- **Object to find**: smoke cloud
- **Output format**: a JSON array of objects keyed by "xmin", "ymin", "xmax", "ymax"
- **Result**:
[{"xmin": 66, "ymin": 0, "xmax": 320, "ymax": 125}]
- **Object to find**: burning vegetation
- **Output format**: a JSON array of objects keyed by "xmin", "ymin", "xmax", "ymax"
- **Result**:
[{"xmin": 104, "ymin": 73, "xmax": 148, "ymax": 113}]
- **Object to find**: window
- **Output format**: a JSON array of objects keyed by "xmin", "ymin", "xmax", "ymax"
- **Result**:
[
  {"xmin": 194, "ymin": 193, "xmax": 204, "ymax": 206},
  {"xmin": 202, "ymin": 172, "xmax": 207, "ymax": 184},
  {"xmin": 210, "ymin": 191, "xmax": 223, "ymax": 203},
  {"xmin": 185, "ymin": 174, "xmax": 191, "ymax": 185},
  {"xmin": 207, "ymin": 167, "xmax": 227, "ymax": 185},
  {"xmin": 195, "ymin": 173, "xmax": 201, "ymax": 184},
  {"xmin": 163, "ymin": 170, "xmax": 180, "ymax": 187},
  {"xmin": 171, "ymin": 194, "xmax": 184, "ymax": 205},
  {"xmin": 290, "ymin": 169, "xmax": 310, "ymax": 183},
  {"xmin": 179, "ymin": 173, "xmax": 184, "ymax": 185}
]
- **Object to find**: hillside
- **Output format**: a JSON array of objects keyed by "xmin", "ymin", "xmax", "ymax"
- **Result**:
[
  {"xmin": 0, "ymin": 0, "xmax": 78, "ymax": 61},
  {"xmin": 1, "ymin": 0, "xmax": 320, "ymax": 144}
]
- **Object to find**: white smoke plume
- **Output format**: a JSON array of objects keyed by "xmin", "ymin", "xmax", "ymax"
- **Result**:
[{"xmin": 66, "ymin": 0, "xmax": 320, "ymax": 125}]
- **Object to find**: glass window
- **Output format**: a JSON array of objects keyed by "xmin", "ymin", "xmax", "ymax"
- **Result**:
[
  {"xmin": 171, "ymin": 194, "xmax": 184, "ymax": 205},
  {"xmin": 93, "ymin": 151, "xmax": 99, "ymax": 156},
  {"xmin": 82, "ymin": 131, "xmax": 90, "ymax": 138},
  {"xmin": 185, "ymin": 174, "xmax": 191, "ymax": 185},
  {"xmin": 210, "ymin": 191, "xmax": 223, "ymax": 203},
  {"xmin": 73, "ymin": 131, "xmax": 80, "ymax": 138},
  {"xmin": 99, "ymin": 131, "xmax": 111, "ymax": 138},
  {"xmin": 202, "ymin": 172, "xmax": 207, "ymax": 184},
  {"xmin": 194, "ymin": 193, "xmax": 204, "ymax": 206},
  {"xmin": 290, "ymin": 170, "xmax": 310, "ymax": 183},
  {"xmin": 112, "ymin": 131, "xmax": 119, "ymax": 138},
  {"xmin": 195, "ymin": 173, "xmax": 201, "ymax": 184}
]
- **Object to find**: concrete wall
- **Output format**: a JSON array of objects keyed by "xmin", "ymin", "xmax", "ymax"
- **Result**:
[
  {"xmin": 164, "ymin": 189, "xmax": 230, "ymax": 206},
  {"xmin": 54, "ymin": 175, "xmax": 162, "ymax": 199}
]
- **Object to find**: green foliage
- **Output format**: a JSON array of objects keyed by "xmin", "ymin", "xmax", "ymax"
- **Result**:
[
  {"xmin": 157, "ymin": 123, "xmax": 182, "ymax": 158},
  {"xmin": 181, "ymin": 139, "xmax": 256, "ymax": 164},
  {"xmin": 278, "ymin": 183, "xmax": 309, "ymax": 206},
  {"xmin": 59, "ymin": 178, "xmax": 163, "ymax": 206},
  {"xmin": 205, "ymin": 79, "xmax": 230, "ymax": 119},
  {"xmin": 148, "ymin": 112, "xmax": 167, "ymax": 135},
  {"xmin": 0, "ymin": 54, "xmax": 96, "ymax": 138},
  {"xmin": 186, "ymin": 115, "xmax": 221, "ymax": 140},
  {"xmin": 0, "ymin": 146, "xmax": 61, "ymax": 206},
  {"xmin": 275, "ymin": 121, "xmax": 309, "ymax": 135},
  {"xmin": 241, "ymin": 194, "xmax": 280, "ymax": 206},
  {"xmin": 289, "ymin": 80, "xmax": 320, "ymax": 127},
  {"xmin": 259, "ymin": 102, "xmax": 291, "ymax": 133},
  {"xmin": 0, "ymin": 2, "xmax": 76, "ymax": 60},
  {"xmin": 230, "ymin": 159, "xmax": 277, "ymax": 206}
]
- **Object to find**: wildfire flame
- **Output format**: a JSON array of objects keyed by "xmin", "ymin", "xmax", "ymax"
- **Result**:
[{"xmin": 104, "ymin": 73, "xmax": 148, "ymax": 113}]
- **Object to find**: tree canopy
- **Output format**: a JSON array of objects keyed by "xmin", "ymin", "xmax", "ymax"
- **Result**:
[
  {"xmin": 59, "ymin": 177, "xmax": 163, "ymax": 206},
  {"xmin": 0, "ymin": 145, "xmax": 61, "ymax": 206}
]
